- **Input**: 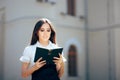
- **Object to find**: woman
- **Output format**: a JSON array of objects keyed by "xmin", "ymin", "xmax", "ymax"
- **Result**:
[{"xmin": 20, "ymin": 18, "xmax": 66, "ymax": 80}]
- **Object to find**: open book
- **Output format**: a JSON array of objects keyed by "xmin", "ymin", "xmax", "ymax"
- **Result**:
[{"xmin": 34, "ymin": 47, "xmax": 63, "ymax": 64}]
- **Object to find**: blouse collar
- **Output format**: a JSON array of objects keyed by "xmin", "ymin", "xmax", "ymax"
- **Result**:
[{"xmin": 35, "ymin": 40, "xmax": 52, "ymax": 49}]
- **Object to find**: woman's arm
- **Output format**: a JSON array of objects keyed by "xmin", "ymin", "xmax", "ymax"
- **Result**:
[
  {"xmin": 57, "ymin": 61, "xmax": 64, "ymax": 77},
  {"xmin": 21, "ymin": 57, "xmax": 46, "ymax": 78},
  {"xmin": 53, "ymin": 54, "xmax": 65, "ymax": 78},
  {"xmin": 21, "ymin": 62, "xmax": 36, "ymax": 78}
]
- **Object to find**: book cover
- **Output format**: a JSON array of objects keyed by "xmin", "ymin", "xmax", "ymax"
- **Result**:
[{"xmin": 34, "ymin": 47, "xmax": 63, "ymax": 64}]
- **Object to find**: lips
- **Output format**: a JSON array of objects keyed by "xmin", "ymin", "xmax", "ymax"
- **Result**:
[
  {"xmin": 43, "ymin": 36, "xmax": 48, "ymax": 38},
  {"xmin": 42, "ymin": 36, "xmax": 49, "ymax": 40}
]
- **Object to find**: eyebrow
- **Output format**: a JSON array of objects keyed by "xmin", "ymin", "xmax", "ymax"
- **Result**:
[{"xmin": 40, "ymin": 28, "xmax": 51, "ymax": 30}]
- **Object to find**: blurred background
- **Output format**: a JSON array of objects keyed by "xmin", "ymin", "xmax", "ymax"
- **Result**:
[{"xmin": 0, "ymin": 0, "xmax": 120, "ymax": 80}]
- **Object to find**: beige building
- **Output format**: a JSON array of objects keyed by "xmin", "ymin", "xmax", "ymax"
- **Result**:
[{"xmin": 0, "ymin": 0, "xmax": 120, "ymax": 80}]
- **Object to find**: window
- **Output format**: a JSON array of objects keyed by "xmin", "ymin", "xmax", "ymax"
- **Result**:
[
  {"xmin": 36, "ymin": 0, "xmax": 56, "ymax": 4},
  {"xmin": 68, "ymin": 45, "xmax": 78, "ymax": 77},
  {"xmin": 67, "ymin": 0, "xmax": 76, "ymax": 16},
  {"xmin": 37, "ymin": 0, "xmax": 48, "ymax": 2}
]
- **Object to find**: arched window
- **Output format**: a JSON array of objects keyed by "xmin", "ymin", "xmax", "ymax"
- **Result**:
[{"xmin": 68, "ymin": 45, "xmax": 78, "ymax": 77}]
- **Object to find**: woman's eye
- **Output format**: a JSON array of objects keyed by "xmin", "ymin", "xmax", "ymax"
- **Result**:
[
  {"xmin": 47, "ymin": 30, "xmax": 51, "ymax": 32},
  {"xmin": 40, "ymin": 30, "xmax": 44, "ymax": 32}
]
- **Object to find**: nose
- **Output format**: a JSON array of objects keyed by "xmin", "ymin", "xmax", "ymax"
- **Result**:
[{"xmin": 43, "ymin": 31, "xmax": 48, "ymax": 35}]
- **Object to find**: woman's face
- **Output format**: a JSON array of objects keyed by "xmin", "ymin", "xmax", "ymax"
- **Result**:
[{"xmin": 38, "ymin": 23, "xmax": 51, "ymax": 42}]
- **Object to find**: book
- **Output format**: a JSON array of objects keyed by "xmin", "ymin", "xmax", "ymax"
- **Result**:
[{"xmin": 34, "ymin": 47, "xmax": 63, "ymax": 64}]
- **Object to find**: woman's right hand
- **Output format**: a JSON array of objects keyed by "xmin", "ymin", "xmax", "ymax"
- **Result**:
[{"xmin": 33, "ymin": 57, "xmax": 46, "ymax": 71}]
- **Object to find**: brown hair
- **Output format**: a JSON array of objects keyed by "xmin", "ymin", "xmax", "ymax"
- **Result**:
[{"xmin": 30, "ymin": 18, "xmax": 56, "ymax": 45}]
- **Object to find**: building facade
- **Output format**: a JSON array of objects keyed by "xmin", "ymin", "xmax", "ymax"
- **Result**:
[
  {"xmin": 0, "ymin": 0, "xmax": 85, "ymax": 80},
  {"xmin": 0, "ymin": 0, "xmax": 120, "ymax": 80}
]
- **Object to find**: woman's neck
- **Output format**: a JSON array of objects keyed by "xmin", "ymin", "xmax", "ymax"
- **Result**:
[{"xmin": 39, "ymin": 40, "xmax": 49, "ymax": 47}]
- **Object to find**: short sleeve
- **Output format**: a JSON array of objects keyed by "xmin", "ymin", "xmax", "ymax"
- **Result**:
[
  {"xmin": 19, "ymin": 47, "xmax": 31, "ymax": 63},
  {"xmin": 62, "ymin": 52, "xmax": 67, "ymax": 62},
  {"xmin": 62, "ymin": 56, "xmax": 67, "ymax": 62}
]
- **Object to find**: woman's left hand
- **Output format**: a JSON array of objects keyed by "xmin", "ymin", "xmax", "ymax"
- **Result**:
[{"xmin": 53, "ymin": 53, "xmax": 63, "ymax": 71}]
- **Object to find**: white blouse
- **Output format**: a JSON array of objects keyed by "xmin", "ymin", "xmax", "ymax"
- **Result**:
[{"xmin": 20, "ymin": 41, "xmax": 66, "ymax": 67}]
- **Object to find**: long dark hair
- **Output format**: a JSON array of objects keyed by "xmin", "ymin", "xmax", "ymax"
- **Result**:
[{"xmin": 30, "ymin": 18, "xmax": 56, "ymax": 45}]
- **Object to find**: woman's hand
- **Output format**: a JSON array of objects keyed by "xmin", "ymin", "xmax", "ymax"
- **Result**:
[
  {"xmin": 21, "ymin": 57, "xmax": 46, "ymax": 78},
  {"xmin": 53, "ymin": 54, "xmax": 63, "ymax": 71},
  {"xmin": 33, "ymin": 57, "xmax": 46, "ymax": 71}
]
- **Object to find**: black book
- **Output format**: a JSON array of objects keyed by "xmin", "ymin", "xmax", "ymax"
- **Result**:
[{"xmin": 34, "ymin": 47, "xmax": 63, "ymax": 64}]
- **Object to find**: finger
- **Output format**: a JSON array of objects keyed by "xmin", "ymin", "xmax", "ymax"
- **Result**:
[
  {"xmin": 59, "ymin": 54, "xmax": 63, "ymax": 61},
  {"xmin": 41, "ymin": 63, "xmax": 46, "ymax": 66},
  {"xmin": 37, "ymin": 57, "xmax": 42, "ymax": 62},
  {"xmin": 59, "ymin": 53, "xmax": 61, "ymax": 56},
  {"xmin": 53, "ymin": 57, "xmax": 59, "ymax": 60},
  {"xmin": 59, "ymin": 53, "xmax": 62, "ymax": 58},
  {"xmin": 40, "ymin": 60, "xmax": 46, "ymax": 64},
  {"xmin": 53, "ymin": 60, "xmax": 59, "ymax": 63}
]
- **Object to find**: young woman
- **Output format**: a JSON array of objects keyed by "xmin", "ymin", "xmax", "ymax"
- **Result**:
[{"xmin": 20, "ymin": 18, "xmax": 66, "ymax": 80}]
